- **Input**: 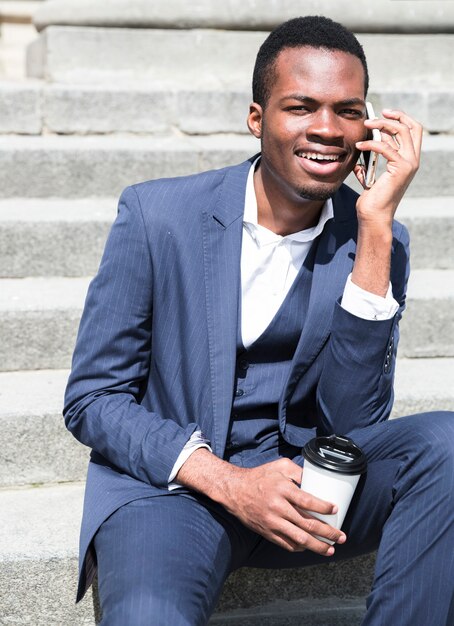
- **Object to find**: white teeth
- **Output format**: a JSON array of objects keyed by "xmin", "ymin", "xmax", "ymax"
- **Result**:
[{"xmin": 297, "ymin": 152, "xmax": 340, "ymax": 161}]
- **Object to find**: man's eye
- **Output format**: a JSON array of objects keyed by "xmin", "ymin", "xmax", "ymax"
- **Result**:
[
  {"xmin": 341, "ymin": 109, "xmax": 363, "ymax": 118},
  {"xmin": 287, "ymin": 106, "xmax": 311, "ymax": 114}
]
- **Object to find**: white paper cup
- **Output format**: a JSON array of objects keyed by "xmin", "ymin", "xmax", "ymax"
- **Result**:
[{"xmin": 300, "ymin": 435, "xmax": 367, "ymax": 544}]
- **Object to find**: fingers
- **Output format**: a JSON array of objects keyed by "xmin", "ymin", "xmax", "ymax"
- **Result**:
[
  {"xmin": 364, "ymin": 108, "xmax": 423, "ymax": 165},
  {"xmin": 382, "ymin": 108, "xmax": 423, "ymax": 156},
  {"xmin": 268, "ymin": 504, "xmax": 344, "ymax": 556},
  {"xmin": 294, "ymin": 487, "xmax": 338, "ymax": 516},
  {"xmin": 356, "ymin": 136, "xmax": 402, "ymax": 166},
  {"xmin": 275, "ymin": 457, "xmax": 303, "ymax": 486},
  {"xmin": 240, "ymin": 460, "xmax": 347, "ymax": 557},
  {"xmin": 281, "ymin": 483, "xmax": 346, "ymax": 546}
]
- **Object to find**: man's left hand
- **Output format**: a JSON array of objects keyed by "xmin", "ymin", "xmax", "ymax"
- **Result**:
[{"xmin": 354, "ymin": 109, "xmax": 423, "ymax": 225}]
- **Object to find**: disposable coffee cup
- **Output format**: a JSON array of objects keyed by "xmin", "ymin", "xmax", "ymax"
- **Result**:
[{"xmin": 300, "ymin": 435, "xmax": 367, "ymax": 544}]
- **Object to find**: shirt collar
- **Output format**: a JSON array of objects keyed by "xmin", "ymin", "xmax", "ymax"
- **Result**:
[{"xmin": 243, "ymin": 157, "xmax": 334, "ymax": 246}]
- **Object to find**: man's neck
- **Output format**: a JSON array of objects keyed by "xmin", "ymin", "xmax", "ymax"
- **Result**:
[{"xmin": 253, "ymin": 164, "xmax": 325, "ymax": 237}]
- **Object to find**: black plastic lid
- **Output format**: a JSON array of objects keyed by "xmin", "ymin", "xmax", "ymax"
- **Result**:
[{"xmin": 302, "ymin": 435, "xmax": 367, "ymax": 475}]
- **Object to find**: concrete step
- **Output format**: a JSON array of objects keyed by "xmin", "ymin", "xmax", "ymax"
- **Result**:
[
  {"xmin": 397, "ymin": 197, "xmax": 454, "ymax": 270},
  {"xmin": 27, "ymin": 27, "xmax": 454, "ymax": 90},
  {"xmin": 0, "ymin": 198, "xmax": 115, "ymax": 277},
  {"xmin": 2, "ymin": 81, "xmax": 454, "ymax": 135},
  {"xmin": 0, "ymin": 271, "xmax": 453, "ymax": 372},
  {"xmin": 0, "ymin": 359, "xmax": 453, "ymax": 487},
  {"xmin": 0, "ymin": 134, "xmax": 452, "ymax": 199},
  {"xmin": 403, "ymin": 270, "xmax": 454, "ymax": 358},
  {"xmin": 0, "ymin": 276, "xmax": 89, "ymax": 371},
  {"xmin": 0, "ymin": 134, "xmax": 259, "ymax": 198},
  {"xmin": 0, "ymin": 481, "xmax": 374, "ymax": 625},
  {"xmin": 0, "ymin": 369, "xmax": 88, "ymax": 486},
  {"xmin": 0, "ymin": 80, "xmax": 42, "ymax": 134},
  {"xmin": 0, "ymin": 482, "xmax": 95, "ymax": 625},
  {"xmin": 392, "ymin": 358, "xmax": 454, "ymax": 417},
  {"xmin": 31, "ymin": 0, "xmax": 454, "ymax": 34},
  {"xmin": 209, "ymin": 598, "xmax": 366, "ymax": 625},
  {"xmin": 0, "ymin": 196, "xmax": 452, "ymax": 279}
]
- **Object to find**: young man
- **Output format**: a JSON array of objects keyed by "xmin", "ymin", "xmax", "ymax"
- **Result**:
[{"xmin": 64, "ymin": 16, "xmax": 454, "ymax": 625}]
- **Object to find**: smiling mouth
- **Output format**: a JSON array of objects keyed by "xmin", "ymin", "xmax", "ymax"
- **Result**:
[{"xmin": 295, "ymin": 151, "xmax": 344, "ymax": 162}]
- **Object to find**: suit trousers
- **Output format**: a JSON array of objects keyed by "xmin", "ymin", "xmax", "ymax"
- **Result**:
[{"xmin": 93, "ymin": 411, "xmax": 454, "ymax": 626}]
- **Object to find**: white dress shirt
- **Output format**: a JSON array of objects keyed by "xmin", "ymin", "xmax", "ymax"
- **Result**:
[{"xmin": 168, "ymin": 160, "xmax": 399, "ymax": 488}]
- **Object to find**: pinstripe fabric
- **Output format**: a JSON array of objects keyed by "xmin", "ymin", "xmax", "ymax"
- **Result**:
[
  {"xmin": 94, "ymin": 494, "xmax": 256, "ymax": 626},
  {"xmin": 93, "ymin": 412, "xmax": 454, "ymax": 626},
  {"xmin": 225, "ymin": 239, "xmax": 317, "ymax": 465},
  {"xmin": 241, "ymin": 412, "xmax": 454, "ymax": 626},
  {"xmin": 351, "ymin": 412, "xmax": 454, "ymax": 626},
  {"xmin": 64, "ymin": 158, "xmax": 414, "ymax": 602}
]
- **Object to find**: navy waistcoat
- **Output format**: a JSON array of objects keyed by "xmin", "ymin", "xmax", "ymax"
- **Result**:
[{"xmin": 225, "ymin": 241, "xmax": 317, "ymax": 468}]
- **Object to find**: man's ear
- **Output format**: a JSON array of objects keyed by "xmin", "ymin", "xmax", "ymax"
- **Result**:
[{"xmin": 247, "ymin": 102, "xmax": 263, "ymax": 139}]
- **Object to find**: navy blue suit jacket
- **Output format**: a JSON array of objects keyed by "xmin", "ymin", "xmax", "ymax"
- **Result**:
[{"xmin": 64, "ymin": 156, "xmax": 410, "ymax": 599}]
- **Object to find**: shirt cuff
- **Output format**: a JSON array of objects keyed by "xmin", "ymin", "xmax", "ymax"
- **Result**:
[
  {"xmin": 341, "ymin": 274, "xmax": 399, "ymax": 321},
  {"xmin": 168, "ymin": 430, "xmax": 212, "ymax": 491}
]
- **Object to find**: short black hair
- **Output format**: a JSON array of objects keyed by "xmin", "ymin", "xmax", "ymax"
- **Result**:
[{"xmin": 252, "ymin": 16, "xmax": 369, "ymax": 106}]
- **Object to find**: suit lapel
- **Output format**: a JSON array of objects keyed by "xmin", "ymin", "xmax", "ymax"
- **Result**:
[
  {"xmin": 279, "ymin": 186, "xmax": 358, "ymax": 426},
  {"xmin": 202, "ymin": 159, "xmax": 253, "ymax": 455}
]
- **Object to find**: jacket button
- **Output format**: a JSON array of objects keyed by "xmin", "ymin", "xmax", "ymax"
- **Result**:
[
  {"xmin": 238, "ymin": 358, "xmax": 249, "ymax": 370},
  {"xmin": 235, "ymin": 389, "xmax": 244, "ymax": 397}
]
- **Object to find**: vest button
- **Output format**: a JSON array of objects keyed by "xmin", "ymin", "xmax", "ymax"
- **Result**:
[{"xmin": 235, "ymin": 389, "xmax": 244, "ymax": 397}]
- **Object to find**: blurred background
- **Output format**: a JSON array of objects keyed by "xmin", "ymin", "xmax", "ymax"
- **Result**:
[{"xmin": 0, "ymin": 1, "xmax": 453, "ymax": 624}]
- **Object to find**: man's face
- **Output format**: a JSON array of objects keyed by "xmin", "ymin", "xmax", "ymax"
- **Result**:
[{"xmin": 248, "ymin": 46, "xmax": 368, "ymax": 203}]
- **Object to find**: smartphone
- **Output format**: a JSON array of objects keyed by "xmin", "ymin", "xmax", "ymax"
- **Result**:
[{"xmin": 363, "ymin": 102, "xmax": 381, "ymax": 188}]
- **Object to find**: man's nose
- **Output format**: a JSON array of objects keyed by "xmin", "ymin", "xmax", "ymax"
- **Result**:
[{"xmin": 306, "ymin": 109, "xmax": 343, "ymax": 144}]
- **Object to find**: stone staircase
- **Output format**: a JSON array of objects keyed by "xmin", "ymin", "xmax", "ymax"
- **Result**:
[{"xmin": 0, "ymin": 1, "xmax": 453, "ymax": 624}]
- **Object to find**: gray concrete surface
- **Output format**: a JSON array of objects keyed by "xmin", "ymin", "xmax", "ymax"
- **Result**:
[
  {"xmin": 0, "ymin": 482, "xmax": 84, "ymax": 559},
  {"xmin": 392, "ymin": 358, "xmax": 454, "ymax": 417},
  {"xmin": 0, "ymin": 270, "xmax": 452, "ymax": 371},
  {"xmin": 0, "ymin": 134, "xmax": 259, "ymax": 198},
  {"xmin": 2, "ymin": 360, "xmax": 453, "ymax": 486},
  {"xmin": 0, "ymin": 134, "xmax": 453, "ymax": 199},
  {"xmin": 2, "ymin": 82, "xmax": 454, "ymax": 136},
  {"xmin": 0, "ymin": 196, "xmax": 452, "ymax": 278},
  {"xmin": 43, "ymin": 84, "xmax": 253, "ymax": 135},
  {"xmin": 0, "ymin": 198, "xmax": 115, "ymax": 277},
  {"xmin": 0, "ymin": 482, "xmax": 374, "ymax": 625},
  {"xmin": 397, "ymin": 197, "xmax": 454, "ymax": 269},
  {"xmin": 37, "ymin": 85, "xmax": 454, "ymax": 136},
  {"xmin": 0, "ymin": 277, "xmax": 89, "ymax": 371},
  {"xmin": 26, "ymin": 27, "xmax": 454, "ymax": 90},
  {"xmin": 0, "ymin": 482, "xmax": 95, "ymax": 625},
  {"xmin": 400, "ymin": 270, "xmax": 454, "ymax": 357},
  {"xmin": 210, "ymin": 598, "xmax": 366, "ymax": 625},
  {"xmin": 0, "ymin": 5, "xmax": 452, "ymax": 625},
  {"xmin": 31, "ymin": 0, "xmax": 454, "ymax": 33},
  {"xmin": 0, "ymin": 369, "xmax": 89, "ymax": 486},
  {"xmin": 0, "ymin": 80, "xmax": 41, "ymax": 133}
]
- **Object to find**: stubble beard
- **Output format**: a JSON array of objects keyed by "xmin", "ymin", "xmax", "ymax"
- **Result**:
[{"xmin": 296, "ymin": 181, "xmax": 342, "ymax": 202}]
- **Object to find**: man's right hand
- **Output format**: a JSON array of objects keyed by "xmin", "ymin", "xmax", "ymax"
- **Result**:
[{"xmin": 175, "ymin": 449, "xmax": 346, "ymax": 556}]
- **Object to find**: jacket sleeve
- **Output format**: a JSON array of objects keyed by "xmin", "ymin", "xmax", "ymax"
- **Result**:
[
  {"xmin": 63, "ymin": 186, "xmax": 199, "ymax": 488},
  {"xmin": 315, "ymin": 222, "xmax": 410, "ymax": 435}
]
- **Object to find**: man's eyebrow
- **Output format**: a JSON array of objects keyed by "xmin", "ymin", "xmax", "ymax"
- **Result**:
[
  {"xmin": 282, "ymin": 95, "xmax": 366, "ymax": 107},
  {"xmin": 337, "ymin": 98, "xmax": 366, "ymax": 107}
]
